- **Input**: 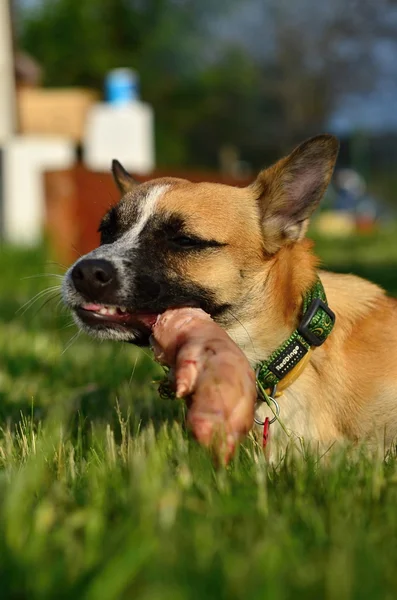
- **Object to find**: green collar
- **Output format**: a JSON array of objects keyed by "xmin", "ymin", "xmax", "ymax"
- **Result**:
[{"xmin": 255, "ymin": 277, "xmax": 335, "ymax": 393}]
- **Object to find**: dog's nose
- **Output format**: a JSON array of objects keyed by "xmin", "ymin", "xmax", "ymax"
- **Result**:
[{"xmin": 71, "ymin": 259, "xmax": 118, "ymax": 300}]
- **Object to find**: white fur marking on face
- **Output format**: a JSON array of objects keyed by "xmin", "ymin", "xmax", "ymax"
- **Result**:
[{"xmin": 122, "ymin": 184, "xmax": 170, "ymax": 247}]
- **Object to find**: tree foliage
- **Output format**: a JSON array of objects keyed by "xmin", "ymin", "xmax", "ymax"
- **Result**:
[
  {"xmin": 16, "ymin": 0, "xmax": 397, "ymax": 168},
  {"xmin": 18, "ymin": 0, "xmax": 253, "ymax": 167}
]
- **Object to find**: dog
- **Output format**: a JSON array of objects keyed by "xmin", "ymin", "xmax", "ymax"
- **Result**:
[{"xmin": 63, "ymin": 134, "xmax": 397, "ymax": 451}]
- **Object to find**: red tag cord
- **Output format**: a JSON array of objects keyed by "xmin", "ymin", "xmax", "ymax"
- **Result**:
[{"xmin": 262, "ymin": 417, "xmax": 270, "ymax": 450}]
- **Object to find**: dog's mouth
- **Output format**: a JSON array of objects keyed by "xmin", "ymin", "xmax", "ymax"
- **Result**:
[{"xmin": 76, "ymin": 302, "xmax": 159, "ymax": 334}]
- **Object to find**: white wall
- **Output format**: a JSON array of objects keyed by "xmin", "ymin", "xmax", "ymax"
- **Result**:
[{"xmin": 3, "ymin": 136, "xmax": 75, "ymax": 245}]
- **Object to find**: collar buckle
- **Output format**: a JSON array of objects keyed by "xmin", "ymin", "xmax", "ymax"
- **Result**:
[{"xmin": 298, "ymin": 298, "xmax": 335, "ymax": 347}]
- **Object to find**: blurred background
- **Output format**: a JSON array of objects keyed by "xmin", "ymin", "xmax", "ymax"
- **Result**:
[
  {"xmin": 1, "ymin": 0, "xmax": 397, "ymax": 262},
  {"xmin": 1, "ymin": 4, "xmax": 397, "ymax": 595}
]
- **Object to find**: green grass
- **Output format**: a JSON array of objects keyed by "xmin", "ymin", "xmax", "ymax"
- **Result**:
[{"xmin": 1, "ymin": 231, "xmax": 397, "ymax": 600}]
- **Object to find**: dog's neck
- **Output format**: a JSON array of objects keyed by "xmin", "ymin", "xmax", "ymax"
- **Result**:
[{"xmin": 226, "ymin": 240, "xmax": 319, "ymax": 366}]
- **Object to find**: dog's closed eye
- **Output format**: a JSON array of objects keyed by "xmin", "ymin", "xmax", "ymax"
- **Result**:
[
  {"xmin": 169, "ymin": 234, "xmax": 226, "ymax": 251},
  {"xmin": 160, "ymin": 213, "xmax": 227, "ymax": 252}
]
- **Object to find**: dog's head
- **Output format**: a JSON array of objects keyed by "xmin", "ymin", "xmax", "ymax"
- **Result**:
[{"xmin": 62, "ymin": 134, "xmax": 338, "ymax": 348}]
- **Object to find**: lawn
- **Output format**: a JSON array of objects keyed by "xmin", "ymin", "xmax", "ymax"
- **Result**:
[{"xmin": 1, "ymin": 230, "xmax": 397, "ymax": 600}]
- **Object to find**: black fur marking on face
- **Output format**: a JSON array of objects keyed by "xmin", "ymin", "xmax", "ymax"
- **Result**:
[
  {"xmin": 98, "ymin": 207, "xmax": 119, "ymax": 245},
  {"xmin": 131, "ymin": 268, "xmax": 232, "ymax": 318},
  {"xmin": 120, "ymin": 213, "xmax": 231, "ymax": 322},
  {"xmin": 146, "ymin": 213, "xmax": 227, "ymax": 253}
]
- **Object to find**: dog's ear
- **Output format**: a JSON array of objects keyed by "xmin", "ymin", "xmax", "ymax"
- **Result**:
[
  {"xmin": 253, "ymin": 134, "xmax": 339, "ymax": 253},
  {"xmin": 111, "ymin": 159, "xmax": 137, "ymax": 194}
]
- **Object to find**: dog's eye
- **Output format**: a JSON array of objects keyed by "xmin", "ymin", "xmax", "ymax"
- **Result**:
[
  {"xmin": 171, "ymin": 236, "xmax": 202, "ymax": 248},
  {"xmin": 169, "ymin": 234, "xmax": 227, "ymax": 251}
]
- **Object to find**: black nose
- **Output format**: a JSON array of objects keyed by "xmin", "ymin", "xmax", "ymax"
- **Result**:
[{"xmin": 71, "ymin": 259, "xmax": 118, "ymax": 301}]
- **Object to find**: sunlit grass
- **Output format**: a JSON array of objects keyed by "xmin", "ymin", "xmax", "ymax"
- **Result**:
[{"xmin": 1, "ymin": 235, "xmax": 397, "ymax": 599}]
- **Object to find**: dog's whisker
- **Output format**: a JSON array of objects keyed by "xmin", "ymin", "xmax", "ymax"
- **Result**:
[
  {"xmin": 55, "ymin": 297, "xmax": 69, "ymax": 312},
  {"xmin": 225, "ymin": 309, "xmax": 258, "ymax": 361},
  {"xmin": 137, "ymin": 347, "xmax": 154, "ymax": 362},
  {"xmin": 60, "ymin": 321, "xmax": 77, "ymax": 331},
  {"xmin": 61, "ymin": 331, "xmax": 82, "ymax": 355},
  {"xmin": 21, "ymin": 273, "xmax": 64, "ymax": 280},
  {"xmin": 45, "ymin": 261, "xmax": 68, "ymax": 272},
  {"xmin": 31, "ymin": 293, "xmax": 61, "ymax": 319},
  {"xmin": 56, "ymin": 305, "xmax": 71, "ymax": 318},
  {"xmin": 128, "ymin": 355, "xmax": 139, "ymax": 386},
  {"xmin": 71, "ymin": 245, "xmax": 83, "ymax": 258},
  {"xmin": 17, "ymin": 286, "xmax": 62, "ymax": 315}
]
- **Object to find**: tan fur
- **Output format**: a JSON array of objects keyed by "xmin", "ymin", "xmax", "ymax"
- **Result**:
[{"xmin": 156, "ymin": 182, "xmax": 264, "ymax": 309}]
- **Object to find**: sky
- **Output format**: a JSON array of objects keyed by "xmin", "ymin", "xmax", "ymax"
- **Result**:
[
  {"xmin": 218, "ymin": 0, "xmax": 397, "ymax": 135},
  {"xmin": 329, "ymin": 36, "xmax": 397, "ymax": 135}
]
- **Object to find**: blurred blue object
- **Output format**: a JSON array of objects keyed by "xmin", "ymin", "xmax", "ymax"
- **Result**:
[
  {"xmin": 334, "ymin": 169, "xmax": 366, "ymax": 211},
  {"xmin": 104, "ymin": 68, "xmax": 139, "ymax": 105}
]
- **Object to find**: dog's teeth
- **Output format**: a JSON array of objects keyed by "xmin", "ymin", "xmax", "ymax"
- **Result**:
[
  {"xmin": 99, "ymin": 307, "xmax": 108, "ymax": 315},
  {"xmin": 107, "ymin": 307, "xmax": 116, "ymax": 315},
  {"xmin": 119, "ymin": 306, "xmax": 127, "ymax": 313}
]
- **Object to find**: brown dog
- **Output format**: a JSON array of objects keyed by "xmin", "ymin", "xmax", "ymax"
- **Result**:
[{"xmin": 62, "ymin": 134, "xmax": 397, "ymax": 452}]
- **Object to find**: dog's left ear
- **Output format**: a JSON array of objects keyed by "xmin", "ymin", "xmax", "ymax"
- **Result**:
[
  {"xmin": 111, "ymin": 159, "xmax": 137, "ymax": 195},
  {"xmin": 253, "ymin": 134, "xmax": 339, "ymax": 253}
]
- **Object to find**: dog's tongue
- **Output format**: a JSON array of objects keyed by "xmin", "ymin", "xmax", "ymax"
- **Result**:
[
  {"xmin": 81, "ymin": 303, "xmax": 159, "ymax": 329},
  {"xmin": 83, "ymin": 303, "xmax": 102, "ymax": 312}
]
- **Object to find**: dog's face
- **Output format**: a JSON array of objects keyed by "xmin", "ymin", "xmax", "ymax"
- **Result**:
[{"xmin": 62, "ymin": 135, "xmax": 338, "ymax": 347}]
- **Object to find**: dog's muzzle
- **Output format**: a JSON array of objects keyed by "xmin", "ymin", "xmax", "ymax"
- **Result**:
[{"xmin": 62, "ymin": 256, "xmax": 159, "ymax": 344}]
